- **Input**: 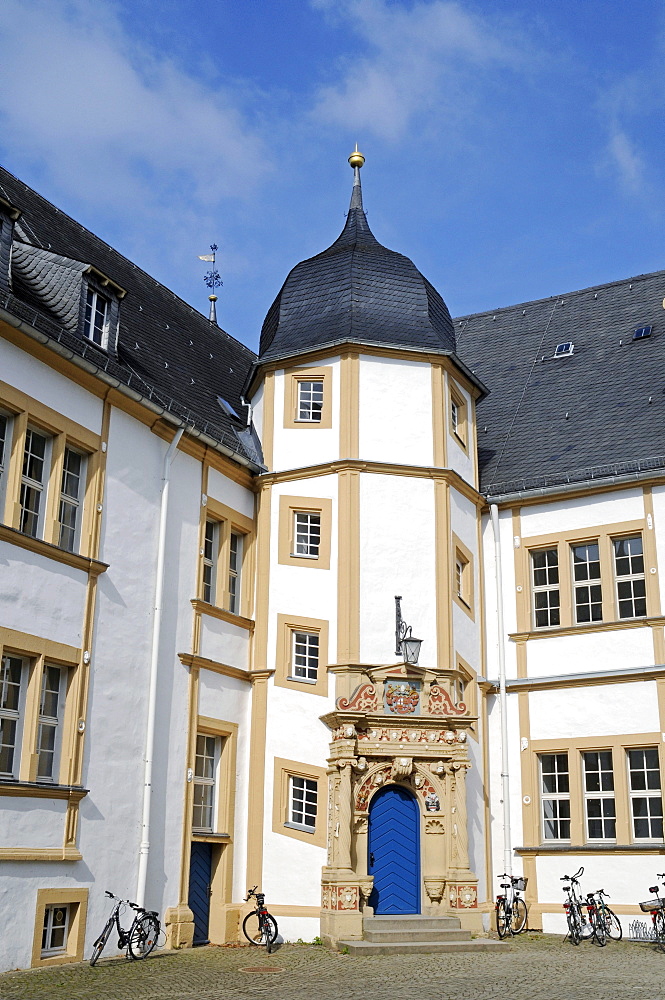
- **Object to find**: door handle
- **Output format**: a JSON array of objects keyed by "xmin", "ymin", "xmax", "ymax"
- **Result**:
[{"xmin": 369, "ymin": 853, "xmax": 375, "ymax": 866}]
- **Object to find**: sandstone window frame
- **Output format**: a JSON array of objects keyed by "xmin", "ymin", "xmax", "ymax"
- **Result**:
[
  {"xmin": 448, "ymin": 379, "xmax": 468, "ymax": 450},
  {"xmin": 525, "ymin": 734, "xmax": 665, "ymax": 848},
  {"xmin": 31, "ymin": 888, "xmax": 88, "ymax": 968},
  {"xmin": 452, "ymin": 533, "xmax": 474, "ymax": 619},
  {"xmin": 278, "ymin": 495, "xmax": 332, "ymax": 570},
  {"xmin": 0, "ymin": 383, "xmax": 100, "ymax": 560},
  {"xmin": 272, "ymin": 756, "xmax": 327, "ymax": 848},
  {"xmin": 517, "ymin": 519, "xmax": 655, "ymax": 636},
  {"xmin": 275, "ymin": 613, "xmax": 329, "ymax": 696},
  {"xmin": 198, "ymin": 498, "xmax": 253, "ymax": 618},
  {"xmin": 283, "ymin": 365, "xmax": 333, "ymax": 430}
]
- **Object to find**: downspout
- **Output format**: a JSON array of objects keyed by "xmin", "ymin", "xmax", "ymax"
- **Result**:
[
  {"xmin": 490, "ymin": 503, "xmax": 512, "ymax": 877},
  {"xmin": 136, "ymin": 426, "xmax": 184, "ymax": 907}
]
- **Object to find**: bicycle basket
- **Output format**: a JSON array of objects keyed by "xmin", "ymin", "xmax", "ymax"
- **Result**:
[
  {"xmin": 512, "ymin": 877, "xmax": 528, "ymax": 891},
  {"xmin": 639, "ymin": 898, "xmax": 664, "ymax": 912}
]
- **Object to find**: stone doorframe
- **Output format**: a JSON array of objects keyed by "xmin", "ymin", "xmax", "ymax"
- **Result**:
[{"xmin": 319, "ymin": 661, "xmax": 481, "ymax": 946}]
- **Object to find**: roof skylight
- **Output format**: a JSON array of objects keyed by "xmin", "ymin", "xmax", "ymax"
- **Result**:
[
  {"xmin": 633, "ymin": 326, "xmax": 652, "ymax": 341},
  {"xmin": 553, "ymin": 342, "xmax": 574, "ymax": 357}
]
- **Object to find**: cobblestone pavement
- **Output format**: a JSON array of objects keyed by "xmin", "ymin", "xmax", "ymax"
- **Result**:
[{"xmin": 1, "ymin": 934, "xmax": 665, "ymax": 1000}]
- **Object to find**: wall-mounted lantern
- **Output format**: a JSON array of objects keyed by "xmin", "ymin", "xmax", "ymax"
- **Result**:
[{"xmin": 394, "ymin": 595, "xmax": 423, "ymax": 664}]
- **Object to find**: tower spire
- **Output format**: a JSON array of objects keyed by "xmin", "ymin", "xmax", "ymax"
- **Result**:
[{"xmin": 348, "ymin": 144, "xmax": 365, "ymax": 211}]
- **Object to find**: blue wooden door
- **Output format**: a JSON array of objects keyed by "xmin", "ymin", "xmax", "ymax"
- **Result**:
[
  {"xmin": 368, "ymin": 784, "xmax": 420, "ymax": 914},
  {"xmin": 188, "ymin": 842, "xmax": 212, "ymax": 945}
]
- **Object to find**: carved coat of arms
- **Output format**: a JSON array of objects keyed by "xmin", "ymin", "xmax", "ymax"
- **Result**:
[{"xmin": 385, "ymin": 680, "xmax": 420, "ymax": 715}]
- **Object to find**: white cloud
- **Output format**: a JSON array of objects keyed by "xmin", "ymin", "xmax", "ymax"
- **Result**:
[
  {"xmin": 310, "ymin": 0, "xmax": 527, "ymax": 141},
  {"xmin": 607, "ymin": 128, "xmax": 644, "ymax": 193},
  {"xmin": 0, "ymin": 0, "xmax": 270, "ymax": 271}
]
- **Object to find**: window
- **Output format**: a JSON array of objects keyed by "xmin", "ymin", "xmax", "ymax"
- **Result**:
[
  {"xmin": 20, "ymin": 428, "xmax": 50, "ymax": 538},
  {"xmin": 0, "ymin": 410, "xmax": 11, "ymax": 515},
  {"xmin": 291, "ymin": 631, "xmax": 319, "ymax": 682},
  {"xmin": 58, "ymin": 448, "xmax": 85, "ymax": 552},
  {"xmin": 83, "ymin": 287, "xmax": 110, "ymax": 347},
  {"xmin": 540, "ymin": 753, "xmax": 570, "ymax": 840},
  {"xmin": 583, "ymin": 751, "xmax": 615, "ymax": 840},
  {"xmin": 532, "ymin": 548, "xmax": 560, "ymax": 629},
  {"xmin": 202, "ymin": 520, "xmax": 218, "ymax": 605},
  {"xmin": 198, "ymin": 499, "xmax": 252, "ymax": 615},
  {"xmin": 275, "ymin": 614, "xmax": 329, "ymax": 696},
  {"xmin": 36, "ymin": 664, "xmax": 66, "ymax": 782},
  {"xmin": 633, "ymin": 326, "xmax": 652, "ymax": 341},
  {"xmin": 41, "ymin": 905, "xmax": 70, "ymax": 957},
  {"xmin": 284, "ymin": 366, "xmax": 332, "ymax": 429},
  {"xmin": 554, "ymin": 342, "xmax": 574, "ymax": 357},
  {"xmin": 278, "ymin": 495, "xmax": 332, "ymax": 570},
  {"xmin": 32, "ymin": 888, "xmax": 88, "ymax": 967},
  {"xmin": 522, "ymin": 523, "xmax": 652, "ymax": 634},
  {"xmin": 289, "ymin": 775, "xmax": 317, "ymax": 829},
  {"xmin": 614, "ymin": 535, "xmax": 646, "ymax": 619},
  {"xmin": 572, "ymin": 542, "xmax": 602, "ymax": 624},
  {"xmin": 0, "ymin": 654, "xmax": 28, "ymax": 778},
  {"xmin": 192, "ymin": 733, "xmax": 219, "ymax": 832},
  {"xmin": 273, "ymin": 757, "xmax": 327, "ymax": 846},
  {"xmin": 628, "ymin": 747, "xmax": 663, "ymax": 840},
  {"xmin": 293, "ymin": 511, "xmax": 320, "ymax": 558},
  {"xmin": 449, "ymin": 381, "xmax": 468, "ymax": 447},
  {"xmin": 228, "ymin": 532, "xmax": 242, "ymax": 614},
  {"xmin": 452, "ymin": 535, "xmax": 475, "ymax": 619},
  {"xmin": 297, "ymin": 380, "xmax": 324, "ymax": 422}
]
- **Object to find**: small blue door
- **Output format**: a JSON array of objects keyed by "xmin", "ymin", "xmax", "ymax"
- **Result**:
[
  {"xmin": 368, "ymin": 784, "xmax": 420, "ymax": 914},
  {"xmin": 188, "ymin": 842, "xmax": 212, "ymax": 945}
]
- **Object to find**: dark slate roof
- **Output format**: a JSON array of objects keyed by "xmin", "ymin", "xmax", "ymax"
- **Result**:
[
  {"xmin": 456, "ymin": 269, "xmax": 665, "ymax": 497},
  {"xmin": 258, "ymin": 168, "xmax": 458, "ymax": 363},
  {"xmin": 0, "ymin": 165, "xmax": 261, "ymax": 469}
]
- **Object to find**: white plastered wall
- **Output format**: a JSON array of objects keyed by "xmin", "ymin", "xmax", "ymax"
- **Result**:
[
  {"xmin": 271, "ymin": 357, "xmax": 341, "ymax": 471},
  {"xmin": 358, "ymin": 356, "xmax": 433, "ymax": 467}
]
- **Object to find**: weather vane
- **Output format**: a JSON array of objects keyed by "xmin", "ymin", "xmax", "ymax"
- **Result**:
[{"xmin": 198, "ymin": 243, "xmax": 223, "ymax": 324}]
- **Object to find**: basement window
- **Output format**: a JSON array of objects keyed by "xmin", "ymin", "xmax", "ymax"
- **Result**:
[{"xmin": 553, "ymin": 342, "xmax": 574, "ymax": 358}]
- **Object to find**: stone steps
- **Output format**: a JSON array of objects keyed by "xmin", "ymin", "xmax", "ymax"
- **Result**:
[{"xmin": 338, "ymin": 915, "xmax": 506, "ymax": 956}]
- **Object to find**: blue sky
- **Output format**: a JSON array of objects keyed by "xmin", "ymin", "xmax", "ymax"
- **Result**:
[{"xmin": 1, "ymin": 0, "xmax": 664, "ymax": 353}]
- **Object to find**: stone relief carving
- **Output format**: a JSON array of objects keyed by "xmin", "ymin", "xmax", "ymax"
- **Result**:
[
  {"xmin": 390, "ymin": 757, "xmax": 413, "ymax": 779},
  {"xmin": 336, "ymin": 683, "xmax": 378, "ymax": 713},
  {"xmin": 428, "ymin": 684, "xmax": 466, "ymax": 716}
]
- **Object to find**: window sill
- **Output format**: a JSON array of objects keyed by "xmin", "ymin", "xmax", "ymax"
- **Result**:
[
  {"xmin": 510, "ymin": 615, "xmax": 665, "ymax": 642},
  {"xmin": 290, "ymin": 552, "xmax": 319, "ymax": 560},
  {"xmin": 192, "ymin": 831, "xmax": 231, "ymax": 843},
  {"xmin": 0, "ymin": 780, "xmax": 88, "ymax": 801},
  {"xmin": 0, "ymin": 524, "xmax": 108, "ymax": 576},
  {"xmin": 516, "ymin": 843, "xmax": 665, "ymax": 855},
  {"xmin": 284, "ymin": 821, "xmax": 316, "ymax": 835},
  {"xmin": 191, "ymin": 599, "xmax": 255, "ymax": 632},
  {"xmin": 287, "ymin": 675, "xmax": 318, "ymax": 685}
]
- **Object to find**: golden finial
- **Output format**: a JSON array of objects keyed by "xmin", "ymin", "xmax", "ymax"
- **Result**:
[{"xmin": 348, "ymin": 143, "xmax": 365, "ymax": 169}]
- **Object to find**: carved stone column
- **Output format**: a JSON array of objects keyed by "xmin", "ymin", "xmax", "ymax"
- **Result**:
[
  {"xmin": 336, "ymin": 759, "xmax": 354, "ymax": 872},
  {"xmin": 444, "ymin": 760, "xmax": 479, "ymax": 924}
]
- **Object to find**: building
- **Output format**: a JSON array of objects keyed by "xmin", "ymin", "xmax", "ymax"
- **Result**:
[{"xmin": 0, "ymin": 151, "xmax": 663, "ymax": 971}]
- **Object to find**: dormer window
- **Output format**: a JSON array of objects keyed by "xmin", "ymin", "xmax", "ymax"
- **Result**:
[{"xmin": 83, "ymin": 286, "xmax": 111, "ymax": 347}]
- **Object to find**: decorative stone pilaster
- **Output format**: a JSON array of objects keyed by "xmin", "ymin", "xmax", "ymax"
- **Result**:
[{"xmin": 445, "ymin": 760, "xmax": 480, "ymax": 928}]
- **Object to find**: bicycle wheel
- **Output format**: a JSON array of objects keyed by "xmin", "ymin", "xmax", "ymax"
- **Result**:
[
  {"xmin": 496, "ymin": 898, "xmax": 509, "ymax": 939},
  {"xmin": 243, "ymin": 911, "xmax": 278, "ymax": 947},
  {"xmin": 90, "ymin": 920, "xmax": 113, "ymax": 967},
  {"xmin": 653, "ymin": 910, "xmax": 665, "ymax": 953},
  {"xmin": 128, "ymin": 914, "xmax": 159, "ymax": 959},
  {"xmin": 512, "ymin": 897, "xmax": 528, "ymax": 934},
  {"xmin": 603, "ymin": 906, "xmax": 622, "ymax": 941},
  {"xmin": 590, "ymin": 909, "xmax": 607, "ymax": 947},
  {"xmin": 566, "ymin": 907, "xmax": 582, "ymax": 945}
]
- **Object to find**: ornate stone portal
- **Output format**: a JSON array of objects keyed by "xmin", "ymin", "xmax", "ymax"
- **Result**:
[{"xmin": 320, "ymin": 661, "xmax": 480, "ymax": 946}]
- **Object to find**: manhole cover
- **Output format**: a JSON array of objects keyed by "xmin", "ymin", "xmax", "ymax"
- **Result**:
[{"xmin": 240, "ymin": 966, "xmax": 284, "ymax": 974}]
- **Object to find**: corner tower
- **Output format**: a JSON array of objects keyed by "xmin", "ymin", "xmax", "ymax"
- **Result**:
[{"xmin": 246, "ymin": 154, "xmax": 488, "ymax": 946}]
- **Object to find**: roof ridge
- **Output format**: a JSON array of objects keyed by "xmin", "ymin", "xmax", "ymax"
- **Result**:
[{"xmin": 454, "ymin": 267, "xmax": 665, "ymax": 323}]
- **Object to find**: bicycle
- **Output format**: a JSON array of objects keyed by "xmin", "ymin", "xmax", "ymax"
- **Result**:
[
  {"xmin": 561, "ymin": 867, "xmax": 592, "ymax": 945},
  {"xmin": 588, "ymin": 888, "xmax": 622, "ymax": 942},
  {"xmin": 495, "ymin": 873, "xmax": 528, "ymax": 938},
  {"xmin": 639, "ymin": 873, "xmax": 665, "ymax": 952},
  {"xmin": 583, "ymin": 891, "xmax": 607, "ymax": 947},
  {"xmin": 242, "ymin": 886, "xmax": 278, "ymax": 953},
  {"xmin": 90, "ymin": 890, "xmax": 161, "ymax": 966}
]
